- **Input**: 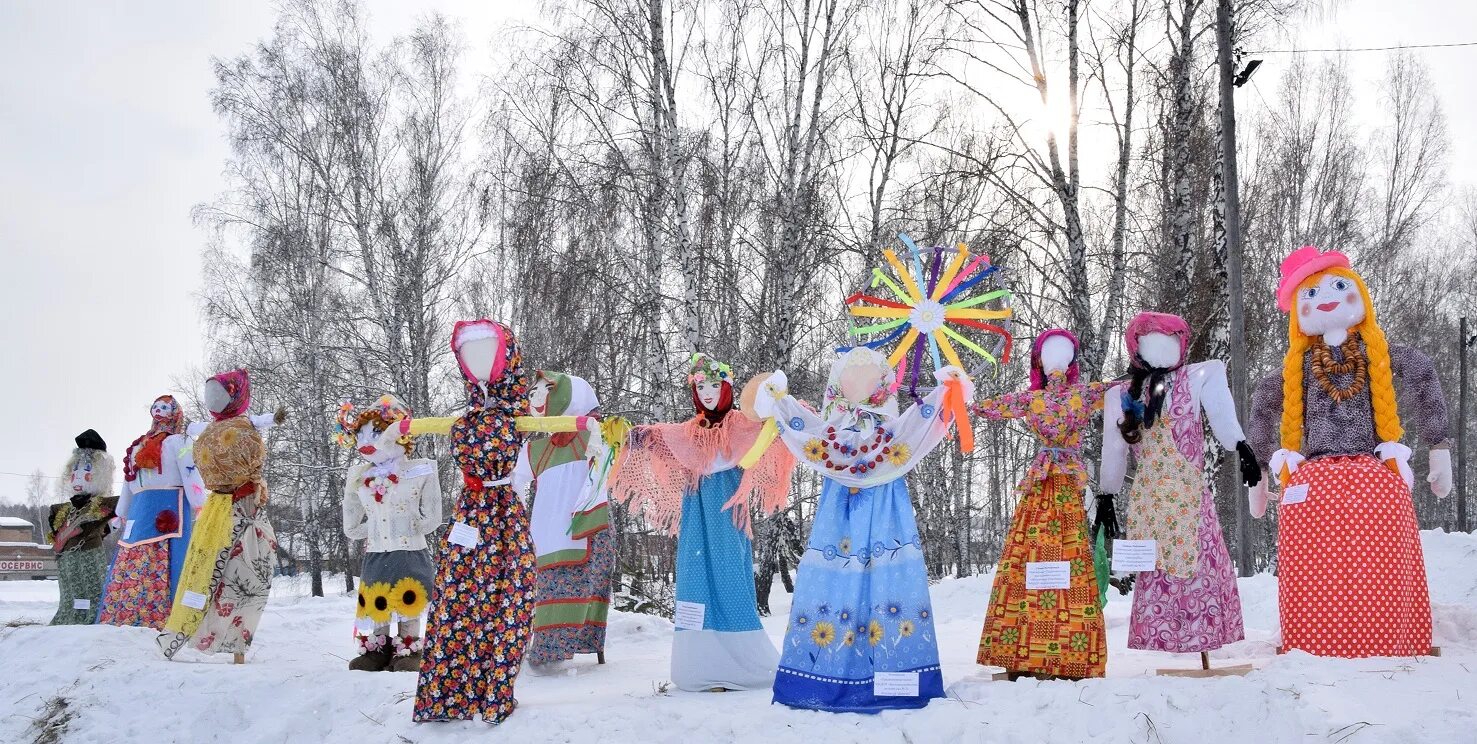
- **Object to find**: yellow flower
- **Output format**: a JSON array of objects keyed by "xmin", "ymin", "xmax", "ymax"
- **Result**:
[
  {"xmin": 886, "ymin": 444, "xmax": 911, "ymax": 467},
  {"xmin": 1068, "ymin": 394, "xmax": 1083, "ymax": 411},
  {"xmin": 842, "ymin": 630, "xmax": 856, "ymax": 646},
  {"xmin": 391, "ymin": 577, "xmax": 429, "ymax": 618},
  {"xmin": 1029, "ymin": 397, "xmax": 1047, "ymax": 414},
  {"xmin": 899, "ymin": 620, "xmax": 915, "ymax": 638},
  {"xmin": 838, "ymin": 537, "xmax": 852, "ymax": 554},
  {"xmin": 802, "ymin": 439, "xmax": 827, "ymax": 462},
  {"xmin": 868, "ymin": 619, "xmax": 884, "ymax": 646},
  {"xmin": 811, "ymin": 621, "xmax": 836, "ymax": 647},
  {"xmin": 359, "ymin": 581, "xmax": 393, "ymax": 625}
]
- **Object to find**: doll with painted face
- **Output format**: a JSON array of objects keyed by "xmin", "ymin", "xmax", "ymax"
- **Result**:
[
  {"xmin": 335, "ymin": 395, "xmax": 441, "ymax": 672},
  {"xmin": 971, "ymin": 330, "xmax": 1108, "ymax": 680},
  {"xmin": 608, "ymin": 353, "xmax": 796, "ymax": 693},
  {"xmin": 751, "ymin": 348, "xmax": 972, "ymax": 713},
  {"xmin": 97, "ymin": 396, "xmax": 200, "ymax": 629},
  {"xmin": 158, "ymin": 369, "xmax": 282, "ymax": 662},
  {"xmin": 512, "ymin": 372, "xmax": 616, "ymax": 669},
  {"xmin": 1248, "ymin": 246, "xmax": 1451, "ymax": 658},
  {"xmin": 1098, "ymin": 313, "xmax": 1261, "ymax": 665},
  {"xmin": 46, "ymin": 430, "xmax": 118, "ymax": 625}
]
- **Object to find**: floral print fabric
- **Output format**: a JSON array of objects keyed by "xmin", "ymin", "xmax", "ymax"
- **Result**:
[
  {"xmin": 98, "ymin": 541, "xmax": 172, "ymax": 629},
  {"xmin": 158, "ymin": 493, "xmax": 276, "ymax": 657},
  {"xmin": 972, "ymin": 375, "xmax": 1107, "ymax": 490},
  {"xmin": 413, "ymin": 322, "xmax": 534, "ymax": 724},
  {"xmin": 973, "ymin": 372, "xmax": 1107, "ymax": 678},
  {"xmin": 50, "ymin": 547, "xmax": 107, "ymax": 625},
  {"xmin": 772, "ymin": 477, "xmax": 943, "ymax": 712},
  {"xmin": 1123, "ymin": 370, "xmax": 1206, "ymax": 578},
  {"xmin": 527, "ymin": 527, "xmax": 614, "ymax": 666}
]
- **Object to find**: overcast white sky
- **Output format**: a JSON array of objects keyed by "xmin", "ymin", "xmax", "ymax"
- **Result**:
[{"xmin": 0, "ymin": 0, "xmax": 1471, "ymax": 498}]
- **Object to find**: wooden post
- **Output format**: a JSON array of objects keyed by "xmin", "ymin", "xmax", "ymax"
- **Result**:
[
  {"xmin": 1216, "ymin": 0, "xmax": 1252, "ymax": 575},
  {"xmin": 234, "ymin": 652, "xmax": 245, "ymax": 665},
  {"xmin": 1459, "ymin": 316, "xmax": 1469, "ymax": 532}
]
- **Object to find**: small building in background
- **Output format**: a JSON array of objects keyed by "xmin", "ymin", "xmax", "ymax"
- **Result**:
[{"xmin": 0, "ymin": 517, "xmax": 57, "ymax": 580}]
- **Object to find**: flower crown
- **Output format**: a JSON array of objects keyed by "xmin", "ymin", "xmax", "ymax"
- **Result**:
[
  {"xmin": 687, "ymin": 353, "xmax": 732, "ymax": 385},
  {"xmin": 333, "ymin": 394, "xmax": 414, "ymax": 449}
]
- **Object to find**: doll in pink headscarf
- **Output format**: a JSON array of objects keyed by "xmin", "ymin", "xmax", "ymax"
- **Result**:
[
  {"xmin": 972, "ymin": 329, "xmax": 1108, "ymax": 680},
  {"xmin": 1098, "ymin": 312, "xmax": 1261, "ymax": 669}
]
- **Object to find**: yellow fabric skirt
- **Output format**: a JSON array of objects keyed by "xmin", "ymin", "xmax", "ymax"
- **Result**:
[{"xmin": 161, "ymin": 492, "xmax": 234, "ymax": 635}]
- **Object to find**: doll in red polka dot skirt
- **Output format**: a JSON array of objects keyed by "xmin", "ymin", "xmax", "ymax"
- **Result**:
[{"xmin": 1247, "ymin": 246, "xmax": 1452, "ymax": 658}]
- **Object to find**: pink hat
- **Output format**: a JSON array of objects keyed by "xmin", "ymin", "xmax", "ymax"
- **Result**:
[
  {"xmin": 1125, "ymin": 311, "xmax": 1190, "ymax": 368},
  {"xmin": 1277, "ymin": 245, "xmax": 1350, "ymax": 313}
]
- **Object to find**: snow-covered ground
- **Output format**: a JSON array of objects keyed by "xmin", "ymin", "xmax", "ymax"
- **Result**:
[{"xmin": 3, "ymin": 531, "xmax": 1477, "ymax": 743}]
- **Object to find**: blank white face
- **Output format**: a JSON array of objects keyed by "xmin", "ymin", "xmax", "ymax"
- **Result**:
[
  {"xmin": 458, "ymin": 337, "xmax": 497, "ymax": 382},
  {"xmin": 1136, "ymin": 332, "xmax": 1181, "ymax": 368},
  {"xmin": 1039, "ymin": 335, "xmax": 1075, "ymax": 374},
  {"xmin": 203, "ymin": 379, "xmax": 231, "ymax": 414},
  {"xmin": 695, "ymin": 379, "xmax": 724, "ymax": 410},
  {"xmin": 838, "ymin": 364, "xmax": 886, "ymax": 404},
  {"xmin": 1297, "ymin": 273, "xmax": 1365, "ymax": 345},
  {"xmin": 529, "ymin": 380, "xmax": 552, "ymax": 416}
]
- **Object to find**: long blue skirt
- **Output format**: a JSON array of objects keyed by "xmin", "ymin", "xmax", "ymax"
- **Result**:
[
  {"xmin": 671, "ymin": 467, "xmax": 779, "ymax": 691},
  {"xmin": 772, "ymin": 477, "xmax": 943, "ymax": 713}
]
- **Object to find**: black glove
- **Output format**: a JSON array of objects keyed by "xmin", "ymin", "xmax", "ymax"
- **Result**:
[
  {"xmin": 1235, "ymin": 441, "xmax": 1262, "ymax": 488},
  {"xmin": 1093, "ymin": 493, "xmax": 1120, "ymax": 542}
]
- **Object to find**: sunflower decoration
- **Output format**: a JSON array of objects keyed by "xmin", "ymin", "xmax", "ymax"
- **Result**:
[
  {"xmin": 899, "ymin": 620, "xmax": 916, "ymax": 638},
  {"xmin": 391, "ymin": 577, "xmax": 429, "ymax": 618},
  {"xmin": 868, "ymin": 619, "xmax": 885, "ymax": 646},
  {"xmin": 359, "ymin": 581, "xmax": 394, "ymax": 625},
  {"xmin": 802, "ymin": 438, "xmax": 827, "ymax": 463},
  {"xmin": 843, "ymin": 234, "xmax": 1014, "ymax": 397},
  {"xmin": 811, "ymin": 621, "xmax": 837, "ymax": 647},
  {"xmin": 885, "ymin": 443, "xmax": 911, "ymax": 467}
]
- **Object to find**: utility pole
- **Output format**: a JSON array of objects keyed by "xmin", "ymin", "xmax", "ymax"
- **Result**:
[
  {"xmin": 1460, "ymin": 316, "xmax": 1472, "ymax": 532},
  {"xmin": 1216, "ymin": 0, "xmax": 1252, "ymax": 575}
]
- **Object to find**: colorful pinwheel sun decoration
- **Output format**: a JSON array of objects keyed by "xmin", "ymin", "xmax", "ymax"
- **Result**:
[{"xmin": 843, "ymin": 234, "xmax": 1013, "ymax": 395}]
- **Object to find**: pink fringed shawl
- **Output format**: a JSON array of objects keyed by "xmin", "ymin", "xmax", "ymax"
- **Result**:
[{"xmin": 608, "ymin": 414, "xmax": 796, "ymax": 536}]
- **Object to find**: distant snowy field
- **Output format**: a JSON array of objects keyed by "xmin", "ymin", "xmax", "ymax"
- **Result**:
[{"xmin": 3, "ymin": 531, "xmax": 1477, "ymax": 743}]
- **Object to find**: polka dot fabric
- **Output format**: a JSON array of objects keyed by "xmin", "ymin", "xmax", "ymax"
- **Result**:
[{"xmin": 1278, "ymin": 454, "xmax": 1431, "ymax": 658}]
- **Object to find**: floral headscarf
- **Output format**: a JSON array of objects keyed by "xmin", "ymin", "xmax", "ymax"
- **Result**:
[
  {"xmin": 207, "ymin": 368, "xmax": 252, "ymax": 421},
  {"xmin": 822, "ymin": 347, "xmax": 900, "ymax": 420},
  {"xmin": 125, "ymin": 395, "xmax": 187, "ymax": 481}
]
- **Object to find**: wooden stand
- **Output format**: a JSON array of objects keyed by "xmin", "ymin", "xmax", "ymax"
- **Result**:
[
  {"xmin": 596, "ymin": 650, "xmax": 606, "ymax": 665},
  {"xmin": 233, "ymin": 652, "xmax": 245, "ymax": 665},
  {"xmin": 1156, "ymin": 651, "xmax": 1251, "ymax": 677}
]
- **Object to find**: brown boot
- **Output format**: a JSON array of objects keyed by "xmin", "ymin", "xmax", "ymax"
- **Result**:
[
  {"xmin": 388, "ymin": 635, "xmax": 423, "ymax": 672},
  {"xmin": 349, "ymin": 634, "xmax": 393, "ymax": 671}
]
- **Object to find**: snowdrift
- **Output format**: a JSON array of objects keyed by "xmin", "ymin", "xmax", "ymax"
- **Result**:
[{"xmin": 3, "ymin": 530, "xmax": 1476, "ymax": 743}]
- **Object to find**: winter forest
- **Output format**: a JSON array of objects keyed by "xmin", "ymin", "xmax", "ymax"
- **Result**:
[{"xmin": 132, "ymin": 0, "xmax": 1473, "ymax": 616}]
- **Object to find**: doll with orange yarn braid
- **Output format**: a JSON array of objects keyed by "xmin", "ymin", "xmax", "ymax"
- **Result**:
[{"xmin": 1247, "ymin": 246, "xmax": 1452, "ymax": 658}]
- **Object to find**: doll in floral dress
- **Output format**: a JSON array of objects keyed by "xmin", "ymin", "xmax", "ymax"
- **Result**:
[{"xmin": 972, "ymin": 329, "xmax": 1107, "ymax": 680}]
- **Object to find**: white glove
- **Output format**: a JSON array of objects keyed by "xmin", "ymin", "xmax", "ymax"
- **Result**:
[
  {"xmin": 1429, "ymin": 448, "xmax": 1453, "ymax": 498},
  {"xmin": 1268, "ymin": 449, "xmax": 1305, "ymax": 481},
  {"xmin": 1375, "ymin": 441, "xmax": 1414, "ymax": 490},
  {"xmin": 752, "ymin": 370, "xmax": 788, "ymax": 420},
  {"xmin": 1248, "ymin": 480, "xmax": 1269, "ymax": 519}
]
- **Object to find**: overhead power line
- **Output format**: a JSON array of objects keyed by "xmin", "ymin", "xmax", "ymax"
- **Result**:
[{"xmin": 1249, "ymin": 40, "xmax": 1477, "ymax": 55}]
